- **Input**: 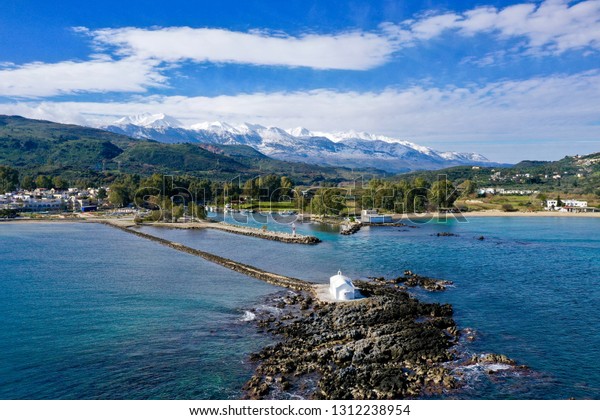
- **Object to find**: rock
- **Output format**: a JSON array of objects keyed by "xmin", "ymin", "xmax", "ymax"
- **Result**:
[
  {"xmin": 244, "ymin": 282, "xmax": 460, "ymax": 399},
  {"xmin": 465, "ymin": 353, "xmax": 517, "ymax": 366},
  {"xmin": 340, "ymin": 223, "xmax": 362, "ymax": 235},
  {"xmin": 395, "ymin": 272, "xmax": 454, "ymax": 291}
]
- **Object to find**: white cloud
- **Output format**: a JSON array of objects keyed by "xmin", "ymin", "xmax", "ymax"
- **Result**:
[
  {"xmin": 411, "ymin": 13, "xmax": 461, "ymax": 39},
  {"xmin": 402, "ymin": 0, "xmax": 600, "ymax": 54},
  {"xmin": 85, "ymin": 1, "xmax": 600, "ymax": 72},
  {"xmin": 2, "ymin": 71, "xmax": 598, "ymax": 151},
  {"xmin": 0, "ymin": 1, "xmax": 597, "ymax": 100},
  {"xmin": 89, "ymin": 26, "xmax": 395, "ymax": 70},
  {"xmin": 0, "ymin": 58, "xmax": 165, "ymax": 98}
]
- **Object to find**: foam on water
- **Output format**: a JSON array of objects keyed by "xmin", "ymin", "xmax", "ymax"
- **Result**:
[{"xmin": 241, "ymin": 311, "xmax": 256, "ymax": 322}]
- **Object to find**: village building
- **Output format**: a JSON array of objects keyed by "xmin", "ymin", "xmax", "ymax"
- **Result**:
[{"xmin": 360, "ymin": 209, "xmax": 392, "ymax": 224}]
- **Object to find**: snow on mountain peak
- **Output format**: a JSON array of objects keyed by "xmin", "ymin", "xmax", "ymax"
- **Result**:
[
  {"xmin": 102, "ymin": 114, "xmax": 494, "ymax": 171},
  {"xmin": 286, "ymin": 127, "xmax": 313, "ymax": 137},
  {"xmin": 190, "ymin": 121, "xmax": 240, "ymax": 133},
  {"xmin": 113, "ymin": 113, "xmax": 183, "ymax": 129}
]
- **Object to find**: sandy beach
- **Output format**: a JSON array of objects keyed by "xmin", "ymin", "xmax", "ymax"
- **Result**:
[{"xmin": 394, "ymin": 210, "xmax": 600, "ymax": 220}]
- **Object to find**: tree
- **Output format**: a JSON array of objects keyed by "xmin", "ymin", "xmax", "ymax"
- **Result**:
[
  {"xmin": 97, "ymin": 188, "xmax": 107, "ymax": 200},
  {"xmin": 259, "ymin": 174, "xmax": 281, "ymax": 202},
  {"xmin": 372, "ymin": 181, "xmax": 396, "ymax": 211},
  {"xmin": 242, "ymin": 178, "xmax": 259, "ymax": 200},
  {"xmin": 429, "ymin": 179, "xmax": 459, "ymax": 210},
  {"xmin": 108, "ymin": 184, "xmax": 131, "ymax": 207},
  {"xmin": 21, "ymin": 175, "xmax": 34, "ymax": 191},
  {"xmin": 0, "ymin": 166, "xmax": 19, "ymax": 193},
  {"xmin": 555, "ymin": 194, "xmax": 563, "ymax": 207},
  {"xmin": 188, "ymin": 202, "xmax": 207, "ymax": 220},
  {"xmin": 189, "ymin": 179, "xmax": 213, "ymax": 203},
  {"xmin": 310, "ymin": 188, "xmax": 346, "ymax": 216},
  {"xmin": 52, "ymin": 176, "xmax": 68, "ymax": 190},
  {"xmin": 405, "ymin": 178, "xmax": 429, "ymax": 213},
  {"xmin": 35, "ymin": 175, "xmax": 53, "ymax": 189},
  {"xmin": 502, "ymin": 203, "xmax": 515, "ymax": 212},
  {"xmin": 172, "ymin": 204, "xmax": 184, "ymax": 222},
  {"xmin": 280, "ymin": 176, "xmax": 294, "ymax": 199},
  {"xmin": 460, "ymin": 180, "xmax": 477, "ymax": 197}
]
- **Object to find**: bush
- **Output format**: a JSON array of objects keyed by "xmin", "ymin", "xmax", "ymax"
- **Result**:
[{"xmin": 501, "ymin": 204, "xmax": 516, "ymax": 212}]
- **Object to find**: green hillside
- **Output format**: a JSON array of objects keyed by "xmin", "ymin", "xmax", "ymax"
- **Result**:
[
  {"xmin": 392, "ymin": 153, "xmax": 600, "ymax": 195},
  {"xmin": 0, "ymin": 115, "xmax": 385, "ymax": 183},
  {"xmin": 0, "ymin": 115, "xmax": 133, "ymax": 172}
]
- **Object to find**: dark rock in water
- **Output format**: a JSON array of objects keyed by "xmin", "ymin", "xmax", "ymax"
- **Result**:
[
  {"xmin": 392, "ymin": 270, "xmax": 454, "ymax": 291},
  {"xmin": 340, "ymin": 223, "xmax": 362, "ymax": 235},
  {"xmin": 477, "ymin": 236, "xmax": 485, "ymax": 240},
  {"xmin": 462, "ymin": 327, "xmax": 477, "ymax": 342},
  {"xmin": 244, "ymin": 282, "xmax": 460, "ymax": 400},
  {"xmin": 434, "ymin": 232, "xmax": 458, "ymax": 237},
  {"xmin": 465, "ymin": 353, "xmax": 517, "ymax": 366}
]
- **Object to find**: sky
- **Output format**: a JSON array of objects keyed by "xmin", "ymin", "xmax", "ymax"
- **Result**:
[{"xmin": 0, "ymin": 0, "xmax": 599, "ymax": 163}]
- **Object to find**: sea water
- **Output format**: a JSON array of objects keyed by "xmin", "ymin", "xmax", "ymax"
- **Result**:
[
  {"xmin": 141, "ymin": 215, "xmax": 600, "ymax": 399},
  {"xmin": 0, "ymin": 223, "xmax": 278, "ymax": 399},
  {"xmin": 1, "ymin": 217, "xmax": 599, "ymax": 399}
]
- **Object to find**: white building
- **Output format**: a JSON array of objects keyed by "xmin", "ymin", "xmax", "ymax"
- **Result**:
[
  {"xmin": 478, "ymin": 188, "xmax": 496, "ymax": 195},
  {"xmin": 546, "ymin": 199, "xmax": 588, "ymax": 211},
  {"xmin": 24, "ymin": 197, "xmax": 65, "ymax": 211},
  {"xmin": 329, "ymin": 271, "xmax": 356, "ymax": 301},
  {"xmin": 360, "ymin": 209, "xmax": 392, "ymax": 223},
  {"xmin": 564, "ymin": 199, "xmax": 588, "ymax": 208}
]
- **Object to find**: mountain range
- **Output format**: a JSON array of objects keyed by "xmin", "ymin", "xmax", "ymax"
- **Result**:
[
  {"xmin": 101, "ymin": 113, "xmax": 497, "ymax": 173},
  {"xmin": 0, "ymin": 115, "xmax": 385, "ymax": 182}
]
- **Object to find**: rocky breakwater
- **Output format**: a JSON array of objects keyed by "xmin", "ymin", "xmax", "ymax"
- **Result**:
[
  {"xmin": 244, "ymin": 281, "xmax": 461, "ymax": 399},
  {"xmin": 340, "ymin": 222, "xmax": 362, "ymax": 235},
  {"xmin": 209, "ymin": 222, "xmax": 321, "ymax": 244}
]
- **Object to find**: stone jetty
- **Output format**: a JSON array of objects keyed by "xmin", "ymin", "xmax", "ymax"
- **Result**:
[
  {"xmin": 130, "ymin": 220, "xmax": 321, "ymax": 244},
  {"xmin": 340, "ymin": 222, "xmax": 362, "ymax": 235},
  {"xmin": 208, "ymin": 222, "xmax": 321, "ymax": 244}
]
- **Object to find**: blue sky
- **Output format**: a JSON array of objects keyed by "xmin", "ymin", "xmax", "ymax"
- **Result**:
[{"xmin": 1, "ymin": 0, "xmax": 599, "ymax": 162}]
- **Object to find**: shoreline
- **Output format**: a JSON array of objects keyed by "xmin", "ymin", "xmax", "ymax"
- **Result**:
[
  {"xmin": 392, "ymin": 210, "xmax": 600, "ymax": 220},
  {"xmin": 2, "ymin": 209, "xmax": 598, "ymax": 234}
]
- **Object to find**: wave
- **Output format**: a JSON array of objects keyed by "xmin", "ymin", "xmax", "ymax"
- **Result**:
[{"xmin": 241, "ymin": 311, "xmax": 256, "ymax": 322}]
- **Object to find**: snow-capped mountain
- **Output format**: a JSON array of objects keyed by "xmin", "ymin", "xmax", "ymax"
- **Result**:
[
  {"xmin": 114, "ymin": 113, "xmax": 183, "ymax": 129},
  {"xmin": 100, "ymin": 113, "xmax": 495, "ymax": 172}
]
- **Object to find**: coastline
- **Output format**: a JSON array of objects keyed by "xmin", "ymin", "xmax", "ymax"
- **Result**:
[{"xmin": 393, "ymin": 210, "xmax": 600, "ymax": 220}]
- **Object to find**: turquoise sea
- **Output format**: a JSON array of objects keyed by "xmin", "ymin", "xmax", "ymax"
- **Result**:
[{"xmin": 1, "ymin": 216, "xmax": 599, "ymax": 399}]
